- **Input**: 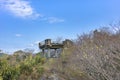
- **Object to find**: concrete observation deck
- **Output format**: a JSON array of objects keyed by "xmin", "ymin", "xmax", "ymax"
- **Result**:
[{"xmin": 39, "ymin": 39, "xmax": 73, "ymax": 58}]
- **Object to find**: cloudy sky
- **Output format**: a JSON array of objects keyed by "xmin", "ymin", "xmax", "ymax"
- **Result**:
[{"xmin": 0, "ymin": 0, "xmax": 120, "ymax": 53}]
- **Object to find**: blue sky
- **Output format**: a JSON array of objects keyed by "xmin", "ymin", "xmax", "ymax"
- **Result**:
[{"xmin": 0, "ymin": 0, "xmax": 120, "ymax": 53}]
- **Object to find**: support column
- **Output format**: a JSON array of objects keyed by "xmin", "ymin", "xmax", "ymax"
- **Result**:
[
  {"xmin": 47, "ymin": 48, "xmax": 51, "ymax": 58},
  {"xmin": 55, "ymin": 49, "xmax": 58, "ymax": 57},
  {"xmin": 42, "ymin": 49, "xmax": 45, "ymax": 57}
]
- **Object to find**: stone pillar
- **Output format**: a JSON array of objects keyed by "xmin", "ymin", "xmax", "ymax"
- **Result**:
[
  {"xmin": 47, "ymin": 48, "xmax": 51, "ymax": 58},
  {"xmin": 55, "ymin": 49, "xmax": 58, "ymax": 57},
  {"xmin": 42, "ymin": 49, "xmax": 45, "ymax": 57}
]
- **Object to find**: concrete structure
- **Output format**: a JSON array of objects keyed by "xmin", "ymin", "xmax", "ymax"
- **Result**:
[{"xmin": 39, "ymin": 39, "xmax": 73, "ymax": 58}]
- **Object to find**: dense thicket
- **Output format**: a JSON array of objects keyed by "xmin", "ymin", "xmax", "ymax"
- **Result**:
[{"xmin": 51, "ymin": 27, "xmax": 120, "ymax": 80}]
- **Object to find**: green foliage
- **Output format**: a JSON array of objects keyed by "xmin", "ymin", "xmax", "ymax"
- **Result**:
[
  {"xmin": 2, "ymin": 66, "xmax": 20, "ymax": 80},
  {"xmin": 0, "ymin": 51, "xmax": 45, "ymax": 80},
  {"xmin": 0, "ymin": 59, "xmax": 20, "ymax": 80},
  {"xmin": 20, "ymin": 62, "xmax": 32, "ymax": 75}
]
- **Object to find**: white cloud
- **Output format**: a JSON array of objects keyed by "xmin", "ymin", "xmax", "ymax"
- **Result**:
[
  {"xmin": 29, "ymin": 44, "xmax": 34, "ymax": 47},
  {"xmin": 15, "ymin": 34, "xmax": 22, "ymax": 37},
  {"xmin": 0, "ymin": 0, "xmax": 65, "ymax": 22},
  {"xmin": 28, "ymin": 41, "xmax": 40, "ymax": 47},
  {"xmin": 27, "ymin": 41, "xmax": 41, "ymax": 53},
  {"xmin": 0, "ymin": 0, "xmax": 41, "ymax": 18},
  {"xmin": 41, "ymin": 17, "xmax": 64, "ymax": 24},
  {"xmin": 49, "ymin": 17, "xmax": 64, "ymax": 23}
]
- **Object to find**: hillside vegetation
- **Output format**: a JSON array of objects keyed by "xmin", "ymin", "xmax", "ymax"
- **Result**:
[
  {"xmin": 42, "ymin": 27, "xmax": 120, "ymax": 80},
  {"xmin": 0, "ymin": 27, "xmax": 120, "ymax": 80},
  {"xmin": 0, "ymin": 51, "xmax": 45, "ymax": 80}
]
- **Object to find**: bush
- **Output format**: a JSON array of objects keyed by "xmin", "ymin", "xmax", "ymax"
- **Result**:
[{"xmin": 0, "ymin": 52, "xmax": 45, "ymax": 80}]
